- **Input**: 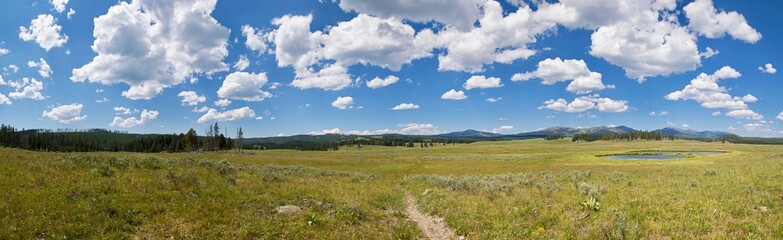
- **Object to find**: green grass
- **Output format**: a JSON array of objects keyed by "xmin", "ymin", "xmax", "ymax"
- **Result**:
[{"xmin": 1, "ymin": 139, "xmax": 782, "ymax": 239}]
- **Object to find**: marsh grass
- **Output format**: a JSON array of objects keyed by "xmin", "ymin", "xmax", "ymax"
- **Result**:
[{"xmin": 1, "ymin": 139, "xmax": 782, "ymax": 239}]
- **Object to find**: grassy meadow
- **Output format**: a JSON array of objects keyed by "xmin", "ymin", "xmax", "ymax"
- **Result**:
[{"xmin": 1, "ymin": 139, "xmax": 782, "ymax": 239}]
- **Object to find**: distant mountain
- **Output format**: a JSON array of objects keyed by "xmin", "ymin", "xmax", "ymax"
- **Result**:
[
  {"xmin": 240, "ymin": 125, "xmax": 734, "ymax": 144},
  {"xmin": 514, "ymin": 125, "xmax": 637, "ymax": 137},
  {"xmin": 436, "ymin": 129, "xmax": 503, "ymax": 138},
  {"xmin": 654, "ymin": 127, "xmax": 731, "ymax": 138}
]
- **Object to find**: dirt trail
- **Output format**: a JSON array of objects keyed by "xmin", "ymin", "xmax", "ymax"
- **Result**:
[{"xmin": 404, "ymin": 192, "xmax": 459, "ymax": 240}]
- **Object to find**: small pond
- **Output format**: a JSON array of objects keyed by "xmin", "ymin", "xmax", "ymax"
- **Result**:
[{"xmin": 600, "ymin": 151, "xmax": 727, "ymax": 160}]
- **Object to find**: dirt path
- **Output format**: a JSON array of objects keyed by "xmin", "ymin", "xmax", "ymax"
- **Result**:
[{"xmin": 404, "ymin": 192, "xmax": 459, "ymax": 240}]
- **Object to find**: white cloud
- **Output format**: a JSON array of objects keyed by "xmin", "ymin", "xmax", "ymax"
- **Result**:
[
  {"xmin": 320, "ymin": 14, "xmax": 437, "ymax": 71},
  {"xmin": 312, "ymin": 128, "xmax": 343, "ymax": 135},
  {"xmin": 192, "ymin": 106, "xmax": 210, "ymax": 113},
  {"xmin": 214, "ymin": 99, "xmax": 231, "ymax": 107},
  {"xmin": 777, "ymin": 112, "xmax": 783, "ymax": 121},
  {"xmin": 366, "ymin": 75, "xmax": 399, "ymax": 89},
  {"xmin": 649, "ymin": 111, "xmax": 669, "ymax": 116},
  {"xmin": 539, "ymin": 95, "xmax": 629, "ymax": 113},
  {"xmin": 290, "ymin": 64, "xmax": 353, "ymax": 91},
  {"xmin": 331, "ymin": 96, "xmax": 354, "ymax": 110},
  {"xmin": 486, "ymin": 97, "xmax": 502, "ymax": 103},
  {"xmin": 533, "ymin": 0, "xmax": 703, "ymax": 81},
  {"xmin": 700, "ymin": 47, "xmax": 719, "ymax": 59},
  {"xmin": 726, "ymin": 109, "xmax": 764, "ymax": 120},
  {"xmin": 759, "ymin": 63, "xmax": 777, "ymax": 74},
  {"xmin": 217, "ymin": 72, "xmax": 272, "ymax": 101},
  {"xmin": 588, "ymin": 17, "xmax": 698, "ymax": 82},
  {"xmin": 684, "ymin": 0, "xmax": 762, "ymax": 43},
  {"xmin": 682, "ymin": 124, "xmax": 690, "ymax": 128},
  {"xmin": 391, "ymin": 103, "xmax": 420, "ymax": 110},
  {"xmin": 27, "ymin": 58, "xmax": 52, "ymax": 78},
  {"xmin": 19, "ymin": 14, "xmax": 68, "ymax": 51},
  {"xmin": 49, "ymin": 0, "xmax": 69, "ymax": 13},
  {"xmin": 435, "ymin": 1, "xmax": 553, "ymax": 72},
  {"xmin": 0, "ymin": 93, "xmax": 11, "ymax": 105},
  {"xmin": 0, "ymin": 48, "xmax": 9, "ymax": 56},
  {"xmin": 5, "ymin": 65, "xmax": 19, "ymax": 73},
  {"xmin": 665, "ymin": 66, "xmax": 757, "ymax": 111},
  {"xmin": 712, "ymin": 111, "xmax": 722, "ymax": 116},
  {"xmin": 8, "ymin": 78, "xmax": 45, "ymax": 100},
  {"xmin": 463, "ymin": 75, "xmax": 503, "ymax": 90},
  {"xmin": 67, "ymin": 8, "xmax": 76, "ymax": 20},
  {"xmin": 95, "ymin": 97, "xmax": 110, "ymax": 103},
  {"xmin": 398, "ymin": 123, "xmax": 441, "ymax": 135},
  {"xmin": 242, "ymin": 25, "xmax": 268, "ymax": 54},
  {"xmin": 234, "ymin": 55, "xmax": 250, "ymax": 71},
  {"xmin": 743, "ymin": 122, "xmax": 772, "ymax": 132},
  {"xmin": 197, "ymin": 107, "xmax": 256, "ymax": 124},
  {"xmin": 512, "ymin": 58, "xmax": 606, "ymax": 94},
  {"xmin": 110, "ymin": 109, "xmax": 159, "ymax": 127},
  {"xmin": 71, "ymin": 0, "xmax": 230, "ymax": 100},
  {"xmin": 337, "ymin": 0, "xmax": 483, "ymax": 31},
  {"xmin": 492, "ymin": 125, "xmax": 514, "ymax": 134},
  {"xmin": 113, "ymin": 107, "xmax": 133, "ymax": 115},
  {"xmin": 42, "ymin": 103, "xmax": 86, "ymax": 124},
  {"xmin": 177, "ymin": 91, "xmax": 206, "ymax": 106},
  {"xmin": 441, "ymin": 89, "xmax": 467, "ymax": 100}
]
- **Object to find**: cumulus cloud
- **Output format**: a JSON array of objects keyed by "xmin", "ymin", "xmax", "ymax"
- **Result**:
[
  {"xmin": 684, "ymin": 0, "xmax": 762, "ymax": 43},
  {"xmin": 42, "ymin": 103, "xmax": 86, "ymax": 123},
  {"xmin": 391, "ymin": 103, "xmax": 420, "ymax": 110},
  {"xmin": 777, "ymin": 112, "xmax": 783, "ymax": 121},
  {"xmin": 242, "ymin": 25, "xmax": 268, "ymax": 54},
  {"xmin": 700, "ymin": 47, "xmax": 719, "ymax": 59},
  {"xmin": 113, "ymin": 107, "xmax": 133, "ymax": 115},
  {"xmin": 19, "ymin": 14, "xmax": 68, "ymax": 51},
  {"xmin": 759, "ymin": 63, "xmax": 776, "ymax": 74},
  {"xmin": 435, "ymin": 1, "xmax": 553, "ymax": 72},
  {"xmin": 337, "ymin": 0, "xmax": 483, "ymax": 31},
  {"xmin": 233, "ymin": 55, "xmax": 250, "ymax": 71},
  {"xmin": 512, "ymin": 58, "xmax": 607, "ymax": 94},
  {"xmin": 260, "ymin": 12, "xmax": 433, "ymax": 88},
  {"xmin": 492, "ymin": 125, "xmax": 514, "ymax": 134},
  {"xmin": 197, "ymin": 107, "xmax": 256, "ymax": 124},
  {"xmin": 177, "ymin": 91, "xmax": 206, "ymax": 106},
  {"xmin": 665, "ymin": 66, "xmax": 759, "ymax": 115},
  {"xmin": 463, "ymin": 75, "xmax": 503, "ymax": 90},
  {"xmin": 214, "ymin": 99, "xmax": 231, "ymax": 107},
  {"xmin": 290, "ymin": 64, "xmax": 353, "ymax": 91},
  {"xmin": 49, "ymin": 0, "xmax": 69, "ymax": 13},
  {"xmin": 217, "ymin": 72, "xmax": 272, "ymax": 101},
  {"xmin": 320, "ymin": 14, "xmax": 437, "ymax": 71},
  {"xmin": 486, "ymin": 97, "xmax": 502, "ymax": 103},
  {"xmin": 725, "ymin": 109, "xmax": 763, "ymax": 120},
  {"xmin": 71, "ymin": 0, "xmax": 230, "ymax": 100},
  {"xmin": 67, "ymin": 8, "xmax": 76, "ymax": 20},
  {"xmin": 331, "ymin": 96, "xmax": 354, "ymax": 110},
  {"xmin": 539, "ymin": 95, "xmax": 629, "ymax": 113},
  {"xmin": 398, "ymin": 123, "xmax": 441, "ymax": 135},
  {"xmin": 0, "ymin": 48, "xmax": 9, "ymax": 56},
  {"xmin": 441, "ymin": 89, "xmax": 467, "ymax": 100},
  {"xmin": 0, "ymin": 93, "xmax": 11, "ymax": 105},
  {"xmin": 110, "ymin": 109, "xmax": 159, "ymax": 127},
  {"xmin": 27, "ymin": 58, "xmax": 52, "ymax": 78},
  {"xmin": 8, "ymin": 78, "xmax": 45, "ymax": 100},
  {"xmin": 366, "ymin": 75, "xmax": 399, "ymax": 89}
]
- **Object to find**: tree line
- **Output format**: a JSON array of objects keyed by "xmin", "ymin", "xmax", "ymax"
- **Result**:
[
  {"xmin": 570, "ymin": 131, "xmax": 675, "ymax": 142},
  {"xmin": 0, "ymin": 123, "xmax": 236, "ymax": 153}
]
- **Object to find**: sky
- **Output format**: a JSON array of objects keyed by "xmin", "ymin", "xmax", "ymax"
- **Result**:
[{"xmin": 0, "ymin": 0, "xmax": 781, "ymax": 137}]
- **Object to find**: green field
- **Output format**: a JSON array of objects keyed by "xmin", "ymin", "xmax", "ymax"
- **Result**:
[{"xmin": 2, "ymin": 139, "xmax": 782, "ymax": 239}]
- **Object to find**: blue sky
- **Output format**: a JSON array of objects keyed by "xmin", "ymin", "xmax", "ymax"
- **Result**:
[{"xmin": 0, "ymin": 0, "xmax": 781, "ymax": 137}]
